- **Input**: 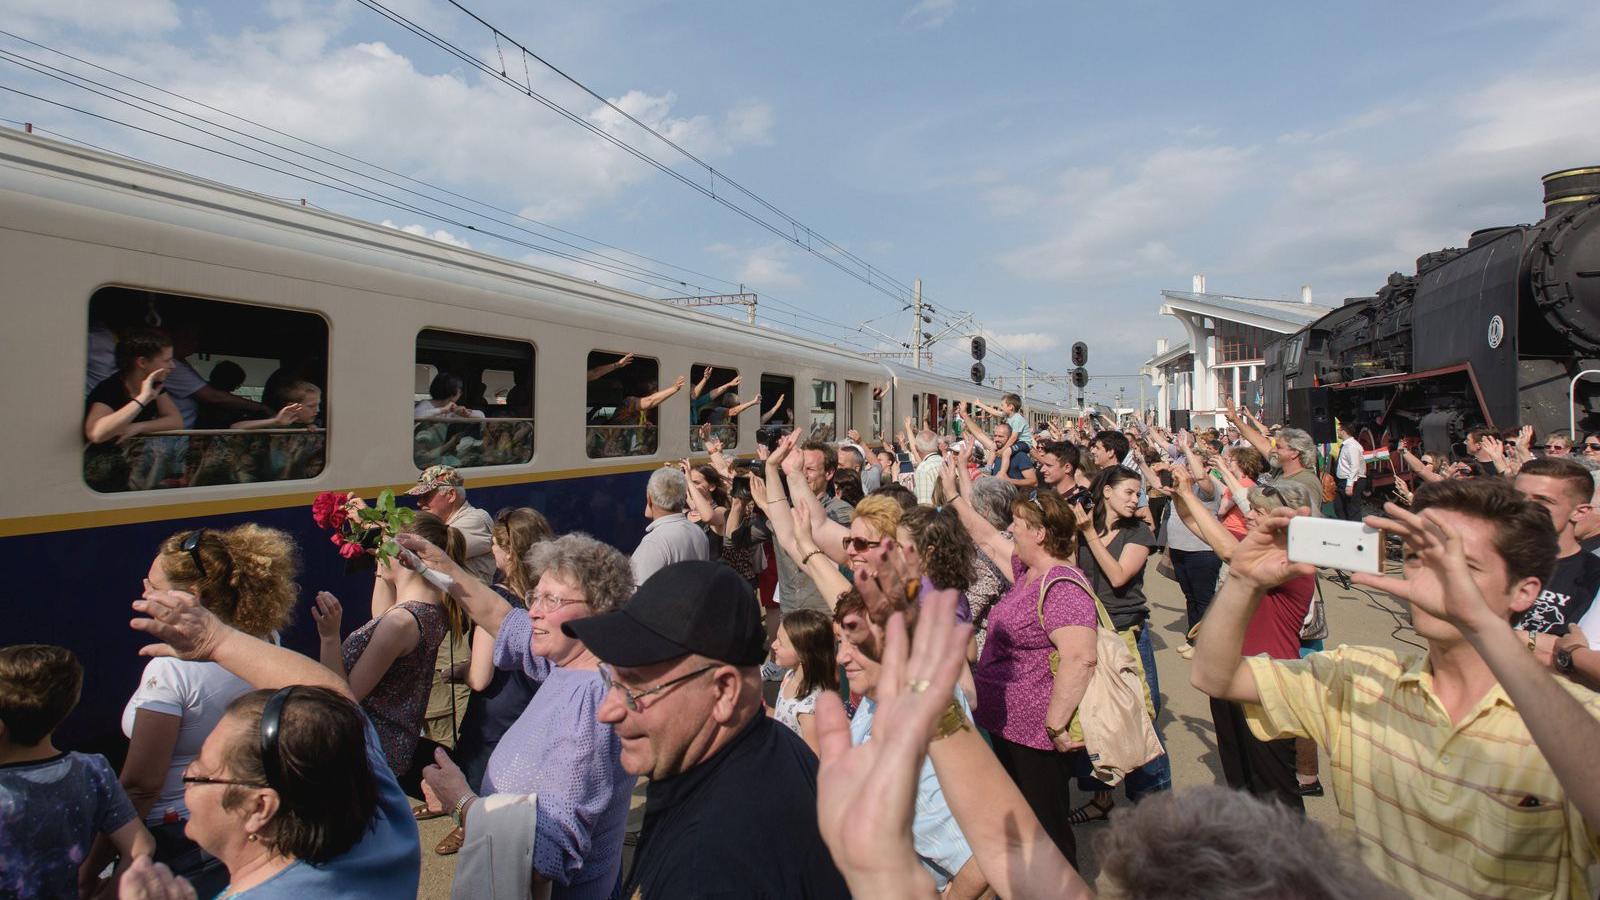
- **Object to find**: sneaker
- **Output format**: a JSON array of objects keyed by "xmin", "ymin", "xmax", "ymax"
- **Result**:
[
  {"xmin": 761, "ymin": 662, "xmax": 787, "ymax": 683},
  {"xmin": 1297, "ymin": 779, "xmax": 1324, "ymax": 797},
  {"xmin": 1178, "ymin": 644, "xmax": 1194, "ymax": 660}
]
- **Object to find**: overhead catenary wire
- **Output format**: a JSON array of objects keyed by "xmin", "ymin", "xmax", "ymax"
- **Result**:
[{"xmin": 0, "ymin": 29, "xmax": 1041, "ymax": 382}]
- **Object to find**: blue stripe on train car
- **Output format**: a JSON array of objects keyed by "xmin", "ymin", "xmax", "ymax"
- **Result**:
[{"xmin": 2, "ymin": 467, "xmax": 654, "ymax": 760}]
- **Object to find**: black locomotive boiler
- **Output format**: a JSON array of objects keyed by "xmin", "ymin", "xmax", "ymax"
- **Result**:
[{"xmin": 1261, "ymin": 166, "xmax": 1600, "ymax": 457}]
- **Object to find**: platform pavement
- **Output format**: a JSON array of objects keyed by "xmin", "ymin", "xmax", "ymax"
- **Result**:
[{"xmin": 414, "ymin": 556, "xmax": 1420, "ymax": 896}]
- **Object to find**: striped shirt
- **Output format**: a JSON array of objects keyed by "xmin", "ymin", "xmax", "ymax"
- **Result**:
[{"xmin": 1245, "ymin": 646, "xmax": 1600, "ymax": 899}]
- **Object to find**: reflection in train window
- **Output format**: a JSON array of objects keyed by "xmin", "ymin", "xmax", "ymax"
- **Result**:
[
  {"xmin": 810, "ymin": 379, "xmax": 837, "ymax": 442},
  {"xmin": 83, "ymin": 287, "xmax": 328, "ymax": 493},
  {"xmin": 690, "ymin": 363, "xmax": 742, "ymax": 451},
  {"xmin": 759, "ymin": 373, "xmax": 796, "ymax": 440},
  {"xmin": 587, "ymin": 351, "xmax": 666, "ymax": 458},
  {"xmin": 414, "ymin": 329, "xmax": 534, "ymax": 470}
]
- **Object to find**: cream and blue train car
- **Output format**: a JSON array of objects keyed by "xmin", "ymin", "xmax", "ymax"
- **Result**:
[{"xmin": 0, "ymin": 129, "xmax": 917, "ymax": 753}]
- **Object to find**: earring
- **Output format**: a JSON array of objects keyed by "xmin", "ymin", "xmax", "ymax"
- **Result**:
[{"xmin": 248, "ymin": 833, "xmax": 259, "ymax": 843}]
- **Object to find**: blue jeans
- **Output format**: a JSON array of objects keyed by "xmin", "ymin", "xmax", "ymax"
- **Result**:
[
  {"xmin": 1171, "ymin": 548, "xmax": 1224, "ymax": 630},
  {"xmin": 1077, "ymin": 621, "xmax": 1172, "ymax": 800}
]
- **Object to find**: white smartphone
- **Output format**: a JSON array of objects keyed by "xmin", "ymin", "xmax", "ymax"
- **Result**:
[{"xmin": 1287, "ymin": 517, "xmax": 1382, "ymax": 575}]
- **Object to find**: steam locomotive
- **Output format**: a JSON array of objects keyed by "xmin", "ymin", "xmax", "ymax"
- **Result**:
[{"xmin": 1261, "ymin": 167, "xmax": 1600, "ymax": 458}]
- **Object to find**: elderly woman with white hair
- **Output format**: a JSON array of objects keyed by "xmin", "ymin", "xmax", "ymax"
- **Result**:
[
  {"xmin": 399, "ymin": 532, "xmax": 638, "ymax": 900},
  {"xmin": 631, "ymin": 466, "xmax": 711, "ymax": 586}
]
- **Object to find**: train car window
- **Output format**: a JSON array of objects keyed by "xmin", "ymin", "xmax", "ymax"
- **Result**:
[
  {"xmin": 690, "ymin": 364, "xmax": 741, "ymax": 450},
  {"xmin": 810, "ymin": 379, "xmax": 837, "ymax": 442},
  {"xmin": 414, "ymin": 329, "xmax": 534, "ymax": 470},
  {"xmin": 83, "ymin": 287, "xmax": 328, "ymax": 493},
  {"xmin": 911, "ymin": 394, "xmax": 921, "ymax": 431},
  {"xmin": 586, "ymin": 351, "xmax": 664, "ymax": 458},
  {"xmin": 759, "ymin": 373, "xmax": 796, "ymax": 440},
  {"xmin": 924, "ymin": 393, "xmax": 941, "ymax": 432}
]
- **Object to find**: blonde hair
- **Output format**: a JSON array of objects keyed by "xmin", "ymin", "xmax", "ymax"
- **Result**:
[
  {"xmin": 853, "ymin": 494, "xmax": 905, "ymax": 541},
  {"xmin": 159, "ymin": 524, "xmax": 300, "ymax": 638}
]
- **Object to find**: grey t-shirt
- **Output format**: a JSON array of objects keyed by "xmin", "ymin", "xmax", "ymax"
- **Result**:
[
  {"xmin": 1077, "ymin": 522, "xmax": 1158, "ymax": 630},
  {"xmin": 1163, "ymin": 481, "xmax": 1221, "ymax": 552},
  {"xmin": 753, "ymin": 494, "xmax": 854, "ymax": 614}
]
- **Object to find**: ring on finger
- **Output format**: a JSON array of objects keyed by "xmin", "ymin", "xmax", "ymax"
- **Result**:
[{"xmin": 906, "ymin": 679, "xmax": 931, "ymax": 694}]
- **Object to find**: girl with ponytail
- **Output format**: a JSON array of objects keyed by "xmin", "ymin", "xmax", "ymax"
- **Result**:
[
  {"xmin": 310, "ymin": 512, "xmax": 462, "ymax": 782},
  {"xmin": 89, "ymin": 524, "xmax": 301, "ymax": 897}
]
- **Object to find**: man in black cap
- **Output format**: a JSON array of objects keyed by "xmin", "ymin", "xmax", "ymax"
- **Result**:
[{"xmin": 565, "ymin": 561, "xmax": 849, "ymax": 899}]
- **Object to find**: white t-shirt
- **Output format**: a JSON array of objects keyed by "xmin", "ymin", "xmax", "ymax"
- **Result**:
[
  {"xmin": 120, "ymin": 657, "xmax": 254, "ymax": 824},
  {"xmin": 414, "ymin": 399, "xmax": 484, "ymax": 419},
  {"xmin": 163, "ymin": 360, "xmax": 209, "ymax": 429}
]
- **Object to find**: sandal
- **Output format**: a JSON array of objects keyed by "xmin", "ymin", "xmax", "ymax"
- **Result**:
[
  {"xmin": 434, "ymin": 825, "xmax": 465, "ymax": 856},
  {"xmin": 413, "ymin": 803, "xmax": 445, "ymax": 822},
  {"xmin": 1066, "ymin": 796, "xmax": 1115, "ymax": 825}
]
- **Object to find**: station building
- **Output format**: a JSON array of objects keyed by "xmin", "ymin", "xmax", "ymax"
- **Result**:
[{"xmin": 1142, "ymin": 275, "xmax": 1331, "ymax": 429}]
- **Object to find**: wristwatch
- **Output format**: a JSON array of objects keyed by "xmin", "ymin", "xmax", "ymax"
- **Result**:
[
  {"xmin": 1044, "ymin": 723, "xmax": 1068, "ymax": 742},
  {"xmin": 1555, "ymin": 646, "xmax": 1576, "ymax": 676}
]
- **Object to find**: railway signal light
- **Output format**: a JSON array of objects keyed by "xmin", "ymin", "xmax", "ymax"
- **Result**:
[
  {"xmin": 1071, "ymin": 367, "xmax": 1088, "ymax": 389},
  {"xmin": 970, "ymin": 362, "xmax": 986, "ymax": 384},
  {"xmin": 1071, "ymin": 342, "xmax": 1088, "ymax": 368},
  {"xmin": 970, "ymin": 335, "xmax": 986, "ymax": 361}
]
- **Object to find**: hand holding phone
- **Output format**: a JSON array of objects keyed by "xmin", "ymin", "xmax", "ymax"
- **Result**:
[{"xmin": 1287, "ymin": 517, "xmax": 1382, "ymax": 574}]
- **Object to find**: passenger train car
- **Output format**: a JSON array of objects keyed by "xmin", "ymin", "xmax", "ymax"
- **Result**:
[{"xmin": 0, "ymin": 130, "xmax": 1060, "ymax": 753}]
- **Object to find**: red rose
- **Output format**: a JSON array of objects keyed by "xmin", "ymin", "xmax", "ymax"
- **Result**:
[
  {"xmin": 312, "ymin": 491, "xmax": 348, "ymax": 529},
  {"xmin": 329, "ymin": 505, "xmax": 350, "ymax": 529},
  {"xmin": 330, "ymin": 532, "xmax": 345, "ymax": 547},
  {"xmin": 338, "ymin": 540, "xmax": 365, "ymax": 559}
]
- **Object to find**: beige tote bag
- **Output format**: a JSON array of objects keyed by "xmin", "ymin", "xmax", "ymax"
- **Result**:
[{"xmin": 1037, "ymin": 570, "xmax": 1164, "ymax": 786}]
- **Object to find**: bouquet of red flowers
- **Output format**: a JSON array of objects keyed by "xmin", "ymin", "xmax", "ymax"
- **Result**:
[{"xmin": 311, "ymin": 489, "xmax": 416, "ymax": 571}]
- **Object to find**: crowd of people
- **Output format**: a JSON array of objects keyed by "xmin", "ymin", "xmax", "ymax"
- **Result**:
[{"xmin": 15, "ymin": 377, "xmax": 1600, "ymax": 899}]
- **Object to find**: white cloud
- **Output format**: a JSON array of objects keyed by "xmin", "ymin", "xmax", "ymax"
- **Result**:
[
  {"xmin": 381, "ymin": 219, "xmax": 471, "ymax": 248},
  {"xmin": 707, "ymin": 241, "xmax": 804, "ymax": 290},
  {"xmin": 968, "ymin": 329, "xmax": 1058, "ymax": 355},
  {"xmin": 996, "ymin": 145, "xmax": 1253, "ymax": 282},
  {"xmin": 0, "ymin": 0, "xmax": 181, "ymax": 34},
  {"xmin": 4, "ymin": 3, "xmax": 774, "ymax": 224},
  {"xmin": 903, "ymin": 0, "xmax": 957, "ymax": 30}
]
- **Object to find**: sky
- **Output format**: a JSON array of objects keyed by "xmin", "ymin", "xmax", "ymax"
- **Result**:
[{"xmin": 3, "ymin": 0, "xmax": 1600, "ymax": 406}]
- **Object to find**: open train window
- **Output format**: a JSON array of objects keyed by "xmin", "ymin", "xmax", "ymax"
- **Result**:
[
  {"xmin": 810, "ymin": 379, "xmax": 837, "ymax": 442},
  {"xmin": 414, "ymin": 329, "xmax": 534, "ymax": 470},
  {"xmin": 586, "ymin": 351, "xmax": 667, "ymax": 458},
  {"xmin": 83, "ymin": 287, "xmax": 328, "ymax": 493},
  {"xmin": 690, "ymin": 364, "xmax": 742, "ymax": 450},
  {"xmin": 758, "ymin": 373, "xmax": 795, "ymax": 432}
]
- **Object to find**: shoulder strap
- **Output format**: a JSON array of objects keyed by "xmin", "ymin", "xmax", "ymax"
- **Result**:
[{"xmin": 1037, "ymin": 568, "xmax": 1115, "ymax": 632}]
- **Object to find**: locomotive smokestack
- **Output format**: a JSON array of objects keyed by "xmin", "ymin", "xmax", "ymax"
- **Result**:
[
  {"xmin": 1300, "ymin": 284, "xmax": 1313, "ymax": 305},
  {"xmin": 1193, "ymin": 274, "xmax": 1206, "ymax": 293},
  {"xmin": 1542, "ymin": 167, "xmax": 1600, "ymax": 219}
]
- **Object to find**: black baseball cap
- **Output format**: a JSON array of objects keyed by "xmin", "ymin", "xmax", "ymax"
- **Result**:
[{"xmin": 563, "ymin": 561, "xmax": 766, "ymax": 667}]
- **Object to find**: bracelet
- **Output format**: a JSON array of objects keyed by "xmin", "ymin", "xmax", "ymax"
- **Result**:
[
  {"xmin": 768, "ymin": 496, "xmax": 790, "ymax": 505},
  {"xmin": 450, "ymin": 792, "xmax": 477, "ymax": 827},
  {"xmin": 1526, "ymin": 630, "xmax": 1537, "ymax": 653},
  {"xmin": 931, "ymin": 700, "xmax": 972, "ymax": 741},
  {"xmin": 800, "ymin": 549, "xmax": 825, "ymax": 566}
]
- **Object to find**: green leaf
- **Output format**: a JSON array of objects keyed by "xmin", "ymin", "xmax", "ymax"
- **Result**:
[
  {"xmin": 395, "ymin": 508, "xmax": 415, "ymax": 526},
  {"xmin": 382, "ymin": 540, "xmax": 399, "ymax": 557},
  {"xmin": 359, "ymin": 508, "xmax": 382, "ymax": 522},
  {"xmin": 378, "ymin": 489, "xmax": 396, "ymax": 513}
]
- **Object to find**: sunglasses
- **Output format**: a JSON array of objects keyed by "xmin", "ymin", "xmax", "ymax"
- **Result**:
[
  {"xmin": 598, "ymin": 663, "xmax": 717, "ymax": 712},
  {"xmin": 1587, "ymin": 444, "xmax": 1600, "ymax": 452},
  {"xmin": 180, "ymin": 529, "xmax": 207, "ymax": 578},
  {"xmin": 182, "ymin": 768, "xmax": 265, "ymax": 789},
  {"xmin": 842, "ymin": 536, "xmax": 884, "ymax": 553}
]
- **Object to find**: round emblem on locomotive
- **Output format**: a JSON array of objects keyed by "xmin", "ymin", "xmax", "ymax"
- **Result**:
[{"xmin": 1487, "ymin": 315, "xmax": 1505, "ymax": 349}]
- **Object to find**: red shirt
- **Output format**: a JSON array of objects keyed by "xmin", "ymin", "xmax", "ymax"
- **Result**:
[{"xmin": 1242, "ymin": 574, "xmax": 1314, "ymax": 660}]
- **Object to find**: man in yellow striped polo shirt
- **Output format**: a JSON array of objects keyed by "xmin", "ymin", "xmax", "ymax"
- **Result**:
[{"xmin": 1194, "ymin": 478, "xmax": 1600, "ymax": 899}]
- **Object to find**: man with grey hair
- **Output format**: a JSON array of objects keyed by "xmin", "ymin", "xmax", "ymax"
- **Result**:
[
  {"xmin": 1265, "ymin": 427, "xmax": 1323, "ymax": 516},
  {"xmin": 406, "ymin": 464, "xmax": 496, "ymax": 584},
  {"xmin": 631, "ymin": 466, "xmax": 710, "ymax": 586},
  {"xmin": 912, "ymin": 431, "xmax": 944, "ymax": 504}
]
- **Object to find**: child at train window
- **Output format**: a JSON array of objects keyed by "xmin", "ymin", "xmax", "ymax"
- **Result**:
[
  {"xmin": 0, "ymin": 645, "xmax": 155, "ymax": 897},
  {"xmin": 84, "ymin": 328, "xmax": 183, "ymax": 447}
]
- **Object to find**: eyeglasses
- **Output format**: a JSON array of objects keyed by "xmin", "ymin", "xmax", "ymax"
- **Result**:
[
  {"xmin": 1546, "ymin": 444, "xmax": 1567, "ymax": 450},
  {"xmin": 181, "ymin": 768, "xmax": 266, "ymax": 790},
  {"xmin": 1587, "ymin": 444, "xmax": 1600, "ymax": 452},
  {"xmin": 524, "ymin": 590, "xmax": 589, "ymax": 613},
  {"xmin": 180, "ymin": 529, "xmax": 207, "ymax": 578},
  {"xmin": 842, "ymin": 536, "xmax": 884, "ymax": 553},
  {"xmin": 598, "ymin": 663, "xmax": 718, "ymax": 711}
]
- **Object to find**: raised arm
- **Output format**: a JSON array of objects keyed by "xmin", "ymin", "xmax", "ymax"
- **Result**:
[
  {"xmin": 1222, "ymin": 394, "xmax": 1272, "ymax": 459},
  {"xmin": 1353, "ymin": 503, "xmax": 1600, "ymax": 829},
  {"xmin": 761, "ymin": 393, "xmax": 786, "ymax": 424},
  {"xmin": 682, "ymin": 460, "xmax": 728, "ymax": 531},
  {"xmin": 691, "ymin": 366, "xmax": 714, "ymax": 399},
  {"xmin": 586, "ymin": 352, "xmax": 635, "ymax": 382},
  {"xmin": 1191, "ymin": 509, "xmax": 1314, "ymax": 704},
  {"xmin": 393, "ymin": 533, "xmax": 515, "ymax": 636},
  {"xmin": 1399, "ymin": 447, "xmax": 1445, "ymax": 482},
  {"xmin": 710, "ymin": 375, "xmax": 741, "ymax": 401},
  {"xmin": 727, "ymin": 393, "xmax": 762, "ymax": 418},
  {"xmin": 761, "ymin": 432, "xmax": 804, "ymax": 562},
  {"xmin": 1073, "ymin": 507, "xmax": 1151, "ymax": 590},
  {"xmin": 640, "ymin": 376, "xmax": 687, "ymax": 411},
  {"xmin": 941, "ymin": 460, "xmax": 1014, "ymax": 579},
  {"xmin": 1169, "ymin": 467, "xmax": 1239, "ymax": 559},
  {"xmin": 132, "ymin": 586, "xmax": 355, "ymax": 699},
  {"xmin": 791, "ymin": 500, "xmax": 852, "ymax": 605},
  {"xmin": 784, "ymin": 450, "xmax": 851, "ymax": 564}
]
